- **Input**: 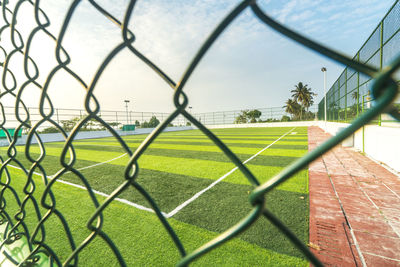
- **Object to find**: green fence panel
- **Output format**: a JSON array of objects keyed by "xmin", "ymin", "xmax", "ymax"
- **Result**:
[
  {"xmin": 0, "ymin": 129, "xmax": 22, "ymax": 139},
  {"xmin": 318, "ymin": 0, "xmax": 400, "ymax": 124},
  {"xmin": 122, "ymin": 124, "xmax": 136, "ymax": 131}
]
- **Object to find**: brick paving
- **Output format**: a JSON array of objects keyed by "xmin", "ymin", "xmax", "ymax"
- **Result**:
[{"xmin": 308, "ymin": 126, "xmax": 400, "ymax": 266}]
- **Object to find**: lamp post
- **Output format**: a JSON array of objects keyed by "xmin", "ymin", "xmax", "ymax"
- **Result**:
[
  {"xmin": 124, "ymin": 100, "xmax": 130, "ymax": 124},
  {"xmin": 321, "ymin": 67, "xmax": 327, "ymax": 125},
  {"xmin": 188, "ymin": 106, "xmax": 192, "ymax": 126}
]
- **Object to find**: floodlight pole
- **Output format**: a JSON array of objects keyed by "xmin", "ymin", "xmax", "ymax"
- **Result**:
[
  {"xmin": 321, "ymin": 67, "xmax": 327, "ymax": 129},
  {"xmin": 124, "ymin": 100, "xmax": 130, "ymax": 124}
]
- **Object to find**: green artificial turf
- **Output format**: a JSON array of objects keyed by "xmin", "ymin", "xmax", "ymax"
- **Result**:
[{"xmin": 0, "ymin": 126, "xmax": 310, "ymax": 266}]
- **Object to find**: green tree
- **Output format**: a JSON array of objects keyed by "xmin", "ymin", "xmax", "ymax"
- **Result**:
[
  {"xmin": 148, "ymin": 116, "xmax": 160, "ymax": 127},
  {"xmin": 302, "ymin": 88, "xmax": 316, "ymax": 112},
  {"xmin": 283, "ymin": 99, "xmax": 302, "ymax": 120},
  {"xmin": 108, "ymin": 122, "xmax": 121, "ymax": 129},
  {"xmin": 40, "ymin": 126, "xmax": 59, "ymax": 133},
  {"xmin": 351, "ymin": 91, "xmax": 359, "ymax": 101},
  {"xmin": 61, "ymin": 117, "xmax": 80, "ymax": 132},
  {"xmin": 247, "ymin": 109, "xmax": 262, "ymax": 123},
  {"xmin": 284, "ymin": 99, "xmax": 296, "ymax": 117},
  {"xmin": 291, "ymin": 82, "xmax": 315, "ymax": 120},
  {"xmin": 23, "ymin": 120, "xmax": 32, "ymax": 135},
  {"xmin": 234, "ymin": 111, "xmax": 248, "ymax": 124},
  {"xmin": 234, "ymin": 109, "xmax": 262, "ymax": 124},
  {"xmin": 348, "ymin": 91, "xmax": 360, "ymax": 119}
]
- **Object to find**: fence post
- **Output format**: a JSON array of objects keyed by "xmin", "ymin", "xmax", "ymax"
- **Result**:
[
  {"xmin": 56, "ymin": 108, "xmax": 60, "ymax": 124},
  {"xmin": 378, "ymin": 21, "xmax": 384, "ymax": 126},
  {"xmin": 357, "ymin": 53, "xmax": 360, "ymax": 117},
  {"xmin": 116, "ymin": 112, "xmax": 118, "ymax": 123},
  {"xmin": 362, "ymin": 95, "xmax": 365, "ymax": 153},
  {"xmin": 344, "ymin": 68, "xmax": 347, "ymax": 121},
  {"xmin": 213, "ymin": 112, "xmax": 215, "ymax": 125}
]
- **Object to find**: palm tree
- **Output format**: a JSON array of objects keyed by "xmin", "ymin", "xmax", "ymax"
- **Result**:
[
  {"xmin": 291, "ymin": 82, "xmax": 315, "ymax": 120},
  {"xmin": 351, "ymin": 91, "xmax": 358, "ymax": 100},
  {"xmin": 302, "ymin": 88, "xmax": 316, "ymax": 112},
  {"xmin": 350, "ymin": 91, "xmax": 360, "ymax": 117},
  {"xmin": 284, "ymin": 99, "xmax": 300, "ymax": 120}
]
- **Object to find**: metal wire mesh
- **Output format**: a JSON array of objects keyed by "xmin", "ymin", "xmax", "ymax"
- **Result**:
[
  {"xmin": 0, "ymin": 0, "xmax": 399, "ymax": 266},
  {"xmin": 318, "ymin": 0, "xmax": 400, "ymax": 125}
]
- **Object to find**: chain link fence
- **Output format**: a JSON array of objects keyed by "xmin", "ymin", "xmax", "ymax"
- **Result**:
[
  {"xmin": 318, "ymin": 0, "xmax": 400, "ymax": 127},
  {"xmin": 0, "ymin": 0, "xmax": 399, "ymax": 266}
]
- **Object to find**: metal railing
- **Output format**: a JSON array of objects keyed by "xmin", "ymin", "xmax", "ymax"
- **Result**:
[
  {"xmin": 0, "ymin": 105, "xmax": 317, "ymax": 133},
  {"xmin": 194, "ymin": 105, "xmax": 318, "ymax": 125}
]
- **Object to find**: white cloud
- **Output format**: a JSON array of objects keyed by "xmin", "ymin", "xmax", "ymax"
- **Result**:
[
  {"xmin": 276, "ymin": 0, "xmax": 298, "ymax": 23},
  {"xmin": 2, "ymin": 0, "xmax": 396, "ymax": 114},
  {"xmin": 288, "ymin": 9, "xmax": 315, "ymax": 22}
]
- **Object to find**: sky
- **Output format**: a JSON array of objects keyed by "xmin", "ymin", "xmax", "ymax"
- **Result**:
[{"xmin": 1, "ymin": 0, "xmax": 397, "ymax": 114}]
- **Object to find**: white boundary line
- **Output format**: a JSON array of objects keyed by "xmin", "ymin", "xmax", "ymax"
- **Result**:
[
  {"xmin": 166, "ymin": 127, "xmax": 296, "ymax": 218},
  {"xmin": 75, "ymin": 153, "xmax": 127, "ymax": 172},
  {"xmin": 5, "ymin": 156, "xmax": 167, "ymax": 216}
]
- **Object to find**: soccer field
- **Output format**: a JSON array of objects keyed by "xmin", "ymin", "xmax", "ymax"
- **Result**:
[{"xmin": 1, "ymin": 126, "xmax": 310, "ymax": 266}]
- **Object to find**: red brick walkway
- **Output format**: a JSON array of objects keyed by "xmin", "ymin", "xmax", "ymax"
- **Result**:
[{"xmin": 308, "ymin": 126, "xmax": 400, "ymax": 266}]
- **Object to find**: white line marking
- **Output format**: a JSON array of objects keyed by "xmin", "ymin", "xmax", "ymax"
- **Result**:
[
  {"xmin": 166, "ymin": 128, "xmax": 296, "ymax": 218},
  {"xmin": 383, "ymin": 182, "xmax": 400, "ymax": 200},
  {"xmin": 344, "ymin": 170, "xmax": 400, "ymax": 238},
  {"xmin": 362, "ymin": 251, "xmax": 400, "ymax": 262},
  {"xmin": 75, "ymin": 153, "xmax": 127, "ymax": 172},
  {"xmin": 6, "ymin": 161, "xmax": 165, "ymax": 216}
]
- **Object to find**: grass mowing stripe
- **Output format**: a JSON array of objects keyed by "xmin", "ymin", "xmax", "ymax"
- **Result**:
[
  {"xmin": 120, "ymin": 136, "xmax": 308, "ymax": 142},
  {"xmin": 16, "ymin": 143, "xmax": 306, "ymax": 161},
  {"xmin": 50, "ymin": 146, "xmax": 303, "ymax": 167},
  {"xmin": 3, "ymin": 168, "xmax": 306, "ymax": 266},
  {"xmin": 167, "ymin": 128, "xmax": 295, "ymax": 218},
  {"xmin": 5, "ymin": 164, "xmax": 165, "ymax": 216},
  {"xmin": 5, "ymin": 143, "xmax": 307, "ymax": 189},
  {"xmin": 68, "ymin": 140, "xmax": 308, "ymax": 150},
  {"xmin": 76, "ymin": 137, "xmax": 308, "ymax": 144}
]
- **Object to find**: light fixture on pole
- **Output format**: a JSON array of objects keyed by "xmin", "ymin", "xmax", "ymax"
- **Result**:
[
  {"xmin": 124, "ymin": 100, "xmax": 130, "ymax": 124},
  {"xmin": 321, "ymin": 67, "xmax": 327, "ymax": 124}
]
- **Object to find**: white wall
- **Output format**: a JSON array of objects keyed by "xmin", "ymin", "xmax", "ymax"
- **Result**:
[
  {"xmin": 354, "ymin": 125, "xmax": 400, "ymax": 172},
  {"xmin": 318, "ymin": 121, "xmax": 400, "ymax": 172}
]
